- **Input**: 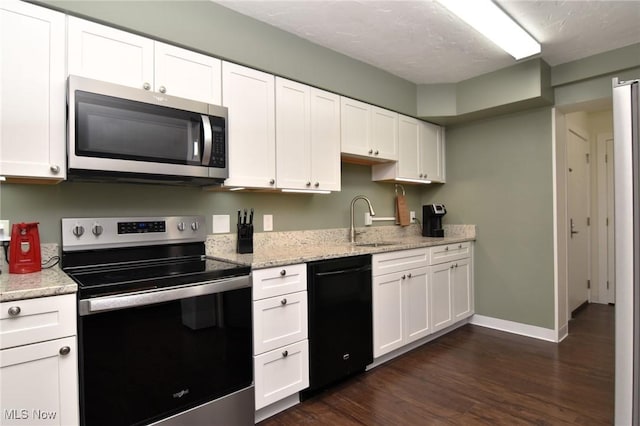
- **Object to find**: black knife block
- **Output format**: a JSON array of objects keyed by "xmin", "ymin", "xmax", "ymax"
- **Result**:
[{"xmin": 237, "ymin": 224, "xmax": 253, "ymax": 254}]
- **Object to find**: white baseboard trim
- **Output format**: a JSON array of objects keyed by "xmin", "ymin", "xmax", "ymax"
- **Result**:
[{"xmin": 470, "ymin": 314, "xmax": 561, "ymax": 343}]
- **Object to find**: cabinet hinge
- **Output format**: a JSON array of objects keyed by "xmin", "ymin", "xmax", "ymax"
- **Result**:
[
  {"xmin": 605, "ymin": 154, "xmax": 608, "ymax": 163},
  {"xmin": 607, "ymin": 280, "xmax": 610, "ymax": 290},
  {"xmin": 606, "ymin": 217, "xmax": 609, "ymax": 226},
  {"xmin": 586, "ymin": 153, "xmax": 590, "ymax": 164},
  {"xmin": 587, "ymin": 217, "xmax": 590, "ymax": 226},
  {"xmin": 587, "ymin": 279, "xmax": 591, "ymax": 289}
]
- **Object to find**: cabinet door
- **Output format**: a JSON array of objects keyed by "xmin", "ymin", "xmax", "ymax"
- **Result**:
[
  {"xmin": 222, "ymin": 62, "xmax": 276, "ymax": 188},
  {"xmin": 340, "ymin": 97, "xmax": 371, "ymax": 158},
  {"xmin": 397, "ymin": 115, "xmax": 421, "ymax": 180},
  {"xmin": 253, "ymin": 291, "xmax": 308, "ymax": 354},
  {"xmin": 404, "ymin": 267, "xmax": 431, "ymax": 344},
  {"xmin": 0, "ymin": 1, "xmax": 66, "ymax": 180},
  {"xmin": 310, "ymin": 88, "xmax": 341, "ymax": 191},
  {"xmin": 421, "ymin": 122, "xmax": 445, "ymax": 183},
  {"xmin": 275, "ymin": 78, "xmax": 311, "ymax": 190},
  {"xmin": 452, "ymin": 258, "xmax": 473, "ymax": 321},
  {"xmin": 370, "ymin": 106, "xmax": 398, "ymax": 161},
  {"xmin": 67, "ymin": 16, "xmax": 154, "ymax": 90},
  {"xmin": 0, "ymin": 336, "xmax": 78, "ymax": 426},
  {"xmin": 372, "ymin": 272, "xmax": 404, "ymax": 358},
  {"xmin": 154, "ymin": 42, "xmax": 221, "ymax": 104},
  {"xmin": 254, "ymin": 339, "xmax": 309, "ymax": 410},
  {"xmin": 430, "ymin": 262, "xmax": 453, "ymax": 332}
]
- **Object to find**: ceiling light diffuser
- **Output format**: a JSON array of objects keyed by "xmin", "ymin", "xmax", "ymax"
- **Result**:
[
  {"xmin": 437, "ymin": 0, "xmax": 540, "ymax": 60},
  {"xmin": 281, "ymin": 189, "xmax": 331, "ymax": 194}
]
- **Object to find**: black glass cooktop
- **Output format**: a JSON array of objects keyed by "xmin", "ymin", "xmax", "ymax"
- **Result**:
[{"xmin": 65, "ymin": 254, "xmax": 250, "ymax": 299}]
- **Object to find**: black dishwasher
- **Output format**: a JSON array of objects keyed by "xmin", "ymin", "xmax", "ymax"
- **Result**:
[{"xmin": 302, "ymin": 254, "xmax": 373, "ymax": 398}]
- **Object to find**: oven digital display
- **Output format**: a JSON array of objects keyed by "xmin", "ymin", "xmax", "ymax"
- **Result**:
[{"xmin": 117, "ymin": 221, "xmax": 166, "ymax": 234}]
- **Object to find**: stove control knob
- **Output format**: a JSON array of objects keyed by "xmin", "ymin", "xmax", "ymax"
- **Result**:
[
  {"xmin": 191, "ymin": 222, "xmax": 200, "ymax": 231},
  {"xmin": 177, "ymin": 222, "xmax": 186, "ymax": 232},
  {"xmin": 72, "ymin": 224, "xmax": 85, "ymax": 238},
  {"xmin": 92, "ymin": 224, "xmax": 103, "ymax": 237}
]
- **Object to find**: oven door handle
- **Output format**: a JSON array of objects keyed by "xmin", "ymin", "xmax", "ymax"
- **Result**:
[{"xmin": 79, "ymin": 275, "xmax": 251, "ymax": 316}]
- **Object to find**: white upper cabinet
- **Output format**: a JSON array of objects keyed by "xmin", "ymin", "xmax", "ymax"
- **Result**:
[
  {"xmin": 276, "ymin": 78, "xmax": 340, "ymax": 191},
  {"xmin": 420, "ymin": 121, "xmax": 446, "ymax": 183},
  {"xmin": 67, "ymin": 16, "xmax": 154, "ymax": 90},
  {"xmin": 341, "ymin": 97, "xmax": 398, "ymax": 162},
  {"xmin": 153, "ymin": 42, "xmax": 221, "ymax": 104},
  {"xmin": 0, "ymin": 1, "xmax": 66, "ymax": 180},
  {"xmin": 372, "ymin": 115, "xmax": 446, "ymax": 184},
  {"xmin": 67, "ymin": 17, "xmax": 222, "ymax": 104},
  {"xmin": 222, "ymin": 62, "xmax": 276, "ymax": 189}
]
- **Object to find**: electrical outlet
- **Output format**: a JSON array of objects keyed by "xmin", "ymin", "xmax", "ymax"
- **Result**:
[
  {"xmin": 263, "ymin": 214, "xmax": 273, "ymax": 232},
  {"xmin": 410, "ymin": 211, "xmax": 416, "ymax": 223},
  {"xmin": 0, "ymin": 220, "xmax": 10, "ymax": 242},
  {"xmin": 212, "ymin": 215, "xmax": 230, "ymax": 234}
]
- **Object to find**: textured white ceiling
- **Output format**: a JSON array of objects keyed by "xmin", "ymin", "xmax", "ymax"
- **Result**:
[{"xmin": 215, "ymin": 0, "xmax": 640, "ymax": 84}]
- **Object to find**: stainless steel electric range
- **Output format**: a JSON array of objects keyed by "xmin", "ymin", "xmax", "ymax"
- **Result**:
[{"xmin": 61, "ymin": 216, "xmax": 253, "ymax": 426}]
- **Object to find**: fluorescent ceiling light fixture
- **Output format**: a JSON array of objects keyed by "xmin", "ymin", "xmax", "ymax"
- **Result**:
[
  {"xmin": 396, "ymin": 178, "xmax": 432, "ymax": 184},
  {"xmin": 281, "ymin": 189, "xmax": 331, "ymax": 194},
  {"xmin": 437, "ymin": 0, "xmax": 540, "ymax": 60},
  {"xmin": 0, "ymin": 176, "xmax": 5, "ymax": 182},
  {"xmin": 228, "ymin": 187, "xmax": 246, "ymax": 191}
]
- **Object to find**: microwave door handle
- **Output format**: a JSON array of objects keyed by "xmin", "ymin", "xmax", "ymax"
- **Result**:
[{"xmin": 201, "ymin": 115, "xmax": 213, "ymax": 166}]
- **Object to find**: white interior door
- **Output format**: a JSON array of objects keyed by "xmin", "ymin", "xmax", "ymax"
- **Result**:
[
  {"xmin": 597, "ymin": 133, "xmax": 616, "ymax": 304},
  {"xmin": 567, "ymin": 128, "xmax": 591, "ymax": 314}
]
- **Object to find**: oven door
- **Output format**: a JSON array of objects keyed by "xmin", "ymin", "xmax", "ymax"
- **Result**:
[
  {"xmin": 68, "ymin": 75, "xmax": 228, "ymax": 181},
  {"xmin": 77, "ymin": 278, "xmax": 252, "ymax": 426}
]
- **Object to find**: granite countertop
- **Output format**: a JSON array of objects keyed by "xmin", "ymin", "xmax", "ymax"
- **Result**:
[
  {"xmin": 209, "ymin": 224, "xmax": 476, "ymax": 269},
  {"xmin": 0, "ymin": 225, "xmax": 475, "ymax": 302},
  {"xmin": 0, "ymin": 244, "xmax": 77, "ymax": 302},
  {"xmin": 0, "ymin": 266, "xmax": 77, "ymax": 302}
]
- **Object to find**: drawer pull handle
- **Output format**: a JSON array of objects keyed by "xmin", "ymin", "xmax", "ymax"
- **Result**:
[
  {"xmin": 450, "ymin": 265, "xmax": 454, "ymax": 269},
  {"xmin": 402, "ymin": 275, "xmax": 406, "ymax": 280},
  {"xmin": 407, "ymin": 273, "xmax": 412, "ymax": 278},
  {"xmin": 59, "ymin": 346, "xmax": 71, "ymax": 356},
  {"xmin": 445, "ymin": 247, "xmax": 449, "ymax": 251},
  {"xmin": 281, "ymin": 298, "xmax": 287, "ymax": 305},
  {"xmin": 282, "ymin": 350, "xmax": 288, "ymax": 358},
  {"xmin": 280, "ymin": 269, "xmax": 286, "ymax": 276},
  {"xmin": 8, "ymin": 306, "xmax": 21, "ymax": 316}
]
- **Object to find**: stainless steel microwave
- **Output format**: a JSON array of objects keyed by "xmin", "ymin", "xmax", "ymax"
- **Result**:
[{"xmin": 67, "ymin": 75, "xmax": 228, "ymax": 185}]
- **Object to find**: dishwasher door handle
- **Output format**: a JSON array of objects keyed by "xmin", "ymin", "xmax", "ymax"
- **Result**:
[{"xmin": 314, "ymin": 265, "xmax": 372, "ymax": 277}]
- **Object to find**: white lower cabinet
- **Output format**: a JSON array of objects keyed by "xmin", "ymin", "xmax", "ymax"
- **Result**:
[
  {"xmin": 252, "ymin": 264, "xmax": 309, "ymax": 411},
  {"xmin": 429, "ymin": 243, "xmax": 474, "ymax": 333},
  {"xmin": 372, "ymin": 249, "xmax": 430, "ymax": 358},
  {"xmin": 0, "ymin": 294, "xmax": 78, "ymax": 426},
  {"xmin": 254, "ymin": 339, "xmax": 309, "ymax": 410}
]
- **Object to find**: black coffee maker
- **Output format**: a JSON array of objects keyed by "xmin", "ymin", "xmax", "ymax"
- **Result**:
[{"xmin": 422, "ymin": 204, "xmax": 446, "ymax": 237}]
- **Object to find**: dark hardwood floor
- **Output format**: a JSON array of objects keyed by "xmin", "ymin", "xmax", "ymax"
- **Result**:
[{"xmin": 259, "ymin": 304, "xmax": 614, "ymax": 425}]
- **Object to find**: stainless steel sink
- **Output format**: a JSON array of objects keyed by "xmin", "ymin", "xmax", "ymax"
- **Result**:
[{"xmin": 353, "ymin": 241, "xmax": 398, "ymax": 247}]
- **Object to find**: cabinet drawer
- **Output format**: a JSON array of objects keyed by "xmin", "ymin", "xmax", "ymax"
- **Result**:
[
  {"xmin": 253, "ymin": 291, "xmax": 308, "ymax": 354},
  {"xmin": 252, "ymin": 263, "xmax": 307, "ymax": 300},
  {"xmin": 372, "ymin": 248, "xmax": 428, "ymax": 276},
  {"xmin": 254, "ymin": 339, "xmax": 309, "ymax": 410},
  {"xmin": 428, "ymin": 242, "xmax": 471, "ymax": 265},
  {"xmin": 0, "ymin": 294, "xmax": 76, "ymax": 350}
]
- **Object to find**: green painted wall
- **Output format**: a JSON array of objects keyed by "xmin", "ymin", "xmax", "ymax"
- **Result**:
[
  {"xmin": 0, "ymin": 164, "xmax": 424, "ymax": 245},
  {"xmin": 423, "ymin": 107, "xmax": 555, "ymax": 329},
  {"xmin": 37, "ymin": 0, "xmax": 416, "ymax": 115}
]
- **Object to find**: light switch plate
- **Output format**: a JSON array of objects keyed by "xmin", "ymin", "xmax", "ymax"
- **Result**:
[
  {"xmin": 212, "ymin": 215, "xmax": 230, "ymax": 234},
  {"xmin": 263, "ymin": 214, "xmax": 273, "ymax": 232}
]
